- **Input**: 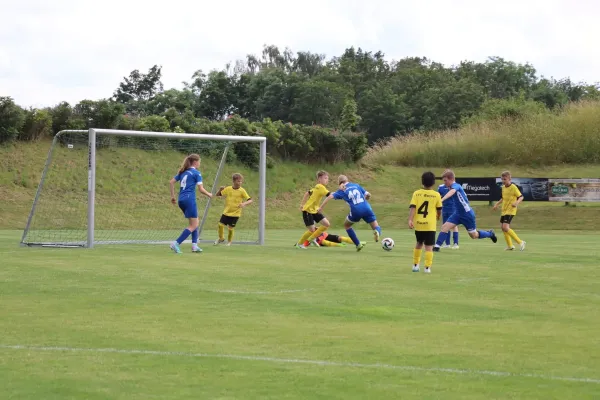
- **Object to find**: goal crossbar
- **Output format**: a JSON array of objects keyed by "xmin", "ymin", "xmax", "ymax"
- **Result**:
[{"xmin": 21, "ymin": 128, "xmax": 267, "ymax": 248}]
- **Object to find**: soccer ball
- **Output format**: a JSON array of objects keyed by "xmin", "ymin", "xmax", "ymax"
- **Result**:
[{"xmin": 381, "ymin": 237, "xmax": 395, "ymax": 251}]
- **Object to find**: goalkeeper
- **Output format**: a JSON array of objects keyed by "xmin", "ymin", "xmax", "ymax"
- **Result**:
[{"xmin": 302, "ymin": 231, "xmax": 358, "ymax": 248}]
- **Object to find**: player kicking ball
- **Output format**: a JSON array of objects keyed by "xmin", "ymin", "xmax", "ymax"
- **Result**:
[
  {"xmin": 409, "ymin": 171, "xmax": 443, "ymax": 273},
  {"xmin": 319, "ymin": 175, "xmax": 382, "ymax": 252},
  {"xmin": 433, "ymin": 169, "xmax": 497, "ymax": 251}
]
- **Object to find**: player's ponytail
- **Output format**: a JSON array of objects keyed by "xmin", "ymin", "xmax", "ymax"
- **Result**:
[{"xmin": 178, "ymin": 154, "xmax": 200, "ymax": 174}]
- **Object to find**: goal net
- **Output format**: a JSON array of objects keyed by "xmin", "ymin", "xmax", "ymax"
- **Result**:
[{"xmin": 21, "ymin": 129, "xmax": 266, "ymax": 248}]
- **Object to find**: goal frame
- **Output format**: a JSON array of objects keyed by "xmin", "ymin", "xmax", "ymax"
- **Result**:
[{"xmin": 21, "ymin": 128, "xmax": 267, "ymax": 248}]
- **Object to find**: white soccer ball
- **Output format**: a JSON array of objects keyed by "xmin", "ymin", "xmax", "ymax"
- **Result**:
[{"xmin": 382, "ymin": 237, "xmax": 395, "ymax": 251}]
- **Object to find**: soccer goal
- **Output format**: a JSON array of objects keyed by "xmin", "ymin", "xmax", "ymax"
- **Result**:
[{"xmin": 21, "ymin": 129, "xmax": 267, "ymax": 248}]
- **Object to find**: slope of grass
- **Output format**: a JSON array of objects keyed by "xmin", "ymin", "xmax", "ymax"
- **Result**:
[
  {"xmin": 2, "ymin": 140, "xmax": 600, "ymax": 235},
  {"xmin": 363, "ymin": 101, "xmax": 600, "ymax": 168},
  {"xmin": 1, "ymin": 230, "xmax": 599, "ymax": 399}
]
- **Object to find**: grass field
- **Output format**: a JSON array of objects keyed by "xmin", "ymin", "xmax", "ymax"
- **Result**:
[{"xmin": 1, "ymin": 229, "xmax": 599, "ymax": 399}]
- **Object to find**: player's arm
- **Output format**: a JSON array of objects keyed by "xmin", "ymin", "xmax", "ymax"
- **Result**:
[
  {"xmin": 513, "ymin": 186, "xmax": 524, "ymax": 207},
  {"xmin": 408, "ymin": 205, "xmax": 416, "ymax": 229},
  {"xmin": 440, "ymin": 189, "xmax": 456, "ymax": 202},
  {"xmin": 216, "ymin": 186, "xmax": 226, "ymax": 197},
  {"xmin": 299, "ymin": 190, "xmax": 310, "ymax": 211},
  {"xmin": 169, "ymin": 176, "xmax": 179, "ymax": 204},
  {"xmin": 360, "ymin": 186, "xmax": 371, "ymax": 200},
  {"xmin": 197, "ymin": 183, "xmax": 212, "ymax": 198},
  {"xmin": 239, "ymin": 189, "xmax": 253, "ymax": 208},
  {"xmin": 318, "ymin": 192, "xmax": 336, "ymax": 213},
  {"xmin": 493, "ymin": 197, "xmax": 503, "ymax": 210}
]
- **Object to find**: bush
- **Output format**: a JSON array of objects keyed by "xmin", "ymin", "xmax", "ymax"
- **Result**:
[
  {"xmin": 0, "ymin": 97, "xmax": 26, "ymax": 144},
  {"xmin": 19, "ymin": 109, "xmax": 53, "ymax": 141}
]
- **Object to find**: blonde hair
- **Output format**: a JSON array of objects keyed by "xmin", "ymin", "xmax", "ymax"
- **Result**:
[
  {"xmin": 501, "ymin": 170, "xmax": 511, "ymax": 178},
  {"xmin": 442, "ymin": 169, "xmax": 455, "ymax": 180},
  {"xmin": 316, "ymin": 170, "xmax": 328, "ymax": 179},
  {"xmin": 338, "ymin": 174, "xmax": 348, "ymax": 185},
  {"xmin": 178, "ymin": 154, "xmax": 200, "ymax": 174},
  {"xmin": 232, "ymin": 173, "xmax": 243, "ymax": 181}
]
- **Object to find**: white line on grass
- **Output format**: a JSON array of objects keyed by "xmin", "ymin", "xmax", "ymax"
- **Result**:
[
  {"xmin": 205, "ymin": 289, "xmax": 312, "ymax": 294},
  {"xmin": 1, "ymin": 344, "xmax": 598, "ymax": 384}
]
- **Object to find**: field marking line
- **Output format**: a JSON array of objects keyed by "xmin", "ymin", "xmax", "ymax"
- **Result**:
[
  {"xmin": 1, "ymin": 344, "xmax": 598, "ymax": 384},
  {"xmin": 203, "ymin": 289, "xmax": 312, "ymax": 294}
]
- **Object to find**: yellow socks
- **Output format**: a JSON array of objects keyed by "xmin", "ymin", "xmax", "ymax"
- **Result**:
[
  {"xmin": 507, "ymin": 229, "xmax": 522, "ymax": 244},
  {"xmin": 298, "ymin": 230, "xmax": 312, "ymax": 245},
  {"xmin": 321, "ymin": 240, "xmax": 342, "ymax": 247},
  {"xmin": 503, "ymin": 231, "xmax": 513, "ymax": 248},
  {"xmin": 308, "ymin": 226, "xmax": 328, "ymax": 241},
  {"xmin": 341, "ymin": 236, "xmax": 354, "ymax": 244},
  {"xmin": 228, "ymin": 228, "xmax": 234, "ymax": 243},
  {"xmin": 218, "ymin": 223, "xmax": 225, "ymax": 241},
  {"xmin": 413, "ymin": 248, "xmax": 423, "ymax": 265},
  {"xmin": 424, "ymin": 251, "xmax": 433, "ymax": 268}
]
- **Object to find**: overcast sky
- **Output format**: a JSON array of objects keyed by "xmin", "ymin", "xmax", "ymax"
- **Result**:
[{"xmin": 1, "ymin": 0, "xmax": 598, "ymax": 108}]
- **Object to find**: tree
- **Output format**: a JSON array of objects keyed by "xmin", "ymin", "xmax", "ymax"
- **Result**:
[
  {"xmin": 20, "ymin": 109, "xmax": 53, "ymax": 141},
  {"xmin": 339, "ymin": 98, "xmax": 361, "ymax": 131},
  {"xmin": 0, "ymin": 97, "xmax": 26, "ymax": 143},
  {"xmin": 113, "ymin": 65, "xmax": 164, "ymax": 104}
]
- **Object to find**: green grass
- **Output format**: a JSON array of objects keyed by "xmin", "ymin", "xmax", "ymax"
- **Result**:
[
  {"xmin": 1, "ymin": 229, "xmax": 599, "ymax": 399},
  {"xmin": 363, "ymin": 101, "xmax": 600, "ymax": 167}
]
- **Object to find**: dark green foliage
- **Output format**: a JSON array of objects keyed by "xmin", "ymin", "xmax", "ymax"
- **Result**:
[{"xmin": 0, "ymin": 97, "xmax": 26, "ymax": 144}]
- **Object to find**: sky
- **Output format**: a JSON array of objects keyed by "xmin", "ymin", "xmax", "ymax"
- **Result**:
[{"xmin": 1, "ymin": 0, "xmax": 599, "ymax": 108}]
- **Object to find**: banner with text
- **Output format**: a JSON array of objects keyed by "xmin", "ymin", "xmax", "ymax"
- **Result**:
[
  {"xmin": 494, "ymin": 177, "xmax": 550, "ymax": 201},
  {"xmin": 453, "ymin": 178, "xmax": 498, "ymax": 201},
  {"xmin": 547, "ymin": 179, "xmax": 600, "ymax": 202}
]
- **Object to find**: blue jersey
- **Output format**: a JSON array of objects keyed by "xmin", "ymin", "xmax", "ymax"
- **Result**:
[
  {"xmin": 333, "ymin": 182, "xmax": 373, "ymax": 214},
  {"xmin": 448, "ymin": 182, "xmax": 472, "ymax": 214},
  {"xmin": 174, "ymin": 167, "xmax": 203, "ymax": 200},
  {"xmin": 438, "ymin": 184, "xmax": 455, "ymax": 214}
]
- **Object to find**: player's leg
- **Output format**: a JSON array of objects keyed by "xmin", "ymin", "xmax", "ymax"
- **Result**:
[
  {"xmin": 307, "ymin": 214, "xmax": 330, "ymax": 246},
  {"xmin": 442, "ymin": 213, "xmax": 451, "ymax": 247},
  {"xmin": 452, "ymin": 226, "xmax": 459, "ymax": 249},
  {"xmin": 366, "ymin": 213, "xmax": 381, "ymax": 242},
  {"xmin": 434, "ymin": 215, "xmax": 458, "ymax": 251},
  {"xmin": 215, "ymin": 214, "xmax": 227, "ymax": 245},
  {"xmin": 501, "ymin": 216, "xmax": 514, "ymax": 250},
  {"xmin": 504, "ymin": 215, "xmax": 525, "ymax": 250},
  {"xmin": 297, "ymin": 212, "xmax": 316, "ymax": 247},
  {"xmin": 423, "ymin": 231, "xmax": 436, "ymax": 273},
  {"xmin": 226, "ymin": 217, "xmax": 239, "ymax": 246},
  {"xmin": 413, "ymin": 231, "xmax": 423, "ymax": 272},
  {"xmin": 463, "ymin": 211, "xmax": 497, "ymax": 242},
  {"xmin": 344, "ymin": 217, "xmax": 364, "ymax": 251},
  {"xmin": 321, "ymin": 240, "xmax": 343, "ymax": 247},
  {"xmin": 172, "ymin": 198, "xmax": 196, "ymax": 254}
]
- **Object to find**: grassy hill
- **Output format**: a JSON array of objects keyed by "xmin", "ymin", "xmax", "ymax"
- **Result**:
[{"xmin": 2, "ymin": 140, "xmax": 600, "ymax": 234}]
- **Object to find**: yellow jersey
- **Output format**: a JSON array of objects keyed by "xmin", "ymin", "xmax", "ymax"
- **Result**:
[
  {"xmin": 410, "ymin": 189, "xmax": 442, "ymax": 231},
  {"xmin": 220, "ymin": 186, "xmax": 251, "ymax": 217},
  {"xmin": 302, "ymin": 183, "xmax": 330, "ymax": 214},
  {"xmin": 501, "ymin": 183, "xmax": 522, "ymax": 216}
]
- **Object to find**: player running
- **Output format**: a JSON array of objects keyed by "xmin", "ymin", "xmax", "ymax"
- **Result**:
[
  {"xmin": 319, "ymin": 175, "xmax": 382, "ymax": 252},
  {"xmin": 493, "ymin": 170, "xmax": 526, "ymax": 251},
  {"xmin": 409, "ymin": 171, "xmax": 443, "ymax": 273},
  {"xmin": 169, "ymin": 154, "xmax": 212, "ymax": 254},
  {"xmin": 438, "ymin": 173, "xmax": 459, "ymax": 249},
  {"xmin": 214, "ymin": 173, "xmax": 253, "ymax": 247},
  {"xmin": 433, "ymin": 169, "xmax": 497, "ymax": 251}
]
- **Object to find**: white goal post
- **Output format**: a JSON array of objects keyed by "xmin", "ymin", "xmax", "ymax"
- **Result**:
[{"xmin": 21, "ymin": 128, "xmax": 267, "ymax": 248}]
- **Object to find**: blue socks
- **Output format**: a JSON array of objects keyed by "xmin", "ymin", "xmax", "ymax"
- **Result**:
[
  {"xmin": 191, "ymin": 228, "xmax": 198, "ymax": 245},
  {"xmin": 176, "ymin": 229, "xmax": 192, "ymax": 244},
  {"xmin": 445, "ymin": 233, "xmax": 451, "ymax": 245},
  {"xmin": 346, "ymin": 228, "xmax": 360, "ymax": 246},
  {"xmin": 436, "ymin": 231, "xmax": 449, "ymax": 247},
  {"xmin": 375, "ymin": 226, "xmax": 382, "ymax": 236},
  {"xmin": 477, "ymin": 230, "xmax": 491, "ymax": 239},
  {"xmin": 453, "ymin": 231, "xmax": 459, "ymax": 245}
]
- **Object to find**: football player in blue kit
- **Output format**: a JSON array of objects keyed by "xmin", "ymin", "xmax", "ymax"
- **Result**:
[
  {"xmin": 319, "ymin": 175, "xmax": 382, "ymax": 252},
  {"xmin": 169, "ymin": 154, "xmax": 212, "ymax": 254},
  {"xmin": 434, "ymin": 169, "xmax": 497, "ymax": 251},
  {"xmin": 437, "ymin": 170, "xmax": 459, "ymax": 249}
]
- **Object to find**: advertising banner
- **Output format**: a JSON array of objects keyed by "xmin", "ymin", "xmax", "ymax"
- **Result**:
[
  {"xmin": 547, "ymin": 179, "xmax": 600, "ymax": 202},
  {"xmin": 494, "ymin": 177, "xmax": 549, "ymax": 202},
  {"xmin": 454, "ymin": 178, "xmax": 497, "ymax": 201}
]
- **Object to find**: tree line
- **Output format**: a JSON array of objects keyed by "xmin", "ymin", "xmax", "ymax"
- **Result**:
[{"xmin": 2, "ymin": 45, "xmax": 599, "ymax": 165}]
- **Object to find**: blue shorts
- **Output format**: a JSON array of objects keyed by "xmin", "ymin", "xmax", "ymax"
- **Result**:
[
  {"xmin": 178, "ymin": 195, "xmax": 198, "ymax": 218},
  {"xmin": 446, "ymin": 210, "xmax": 477, "ymax": 232},
  {"xmin": 442, "ymin": 211, "xmax": 453, "ymax": 223},
  {"xmin": 347, "ymin": 209, "xmax": 377, "ymax": 224}
]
